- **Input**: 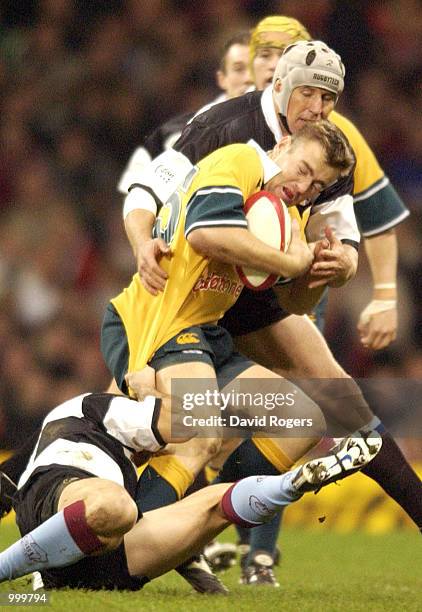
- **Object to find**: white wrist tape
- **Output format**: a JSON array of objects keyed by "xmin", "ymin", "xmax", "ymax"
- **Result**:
[
  {"xmin": 123, "ymin": 187, "xmax": 157, "ymax": 219},
  {"xmin": 373, "ymin": 283, "xmax": 397, "ymax": 290},
  {"xmin": 360, "ymin": 299, "xmax": 396, "ymax": 325},
  {"xmin": 117, "ymin": 146, "xmax": 152, "ymax": 194}
]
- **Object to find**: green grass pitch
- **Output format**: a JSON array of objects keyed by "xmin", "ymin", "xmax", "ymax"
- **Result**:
[{"xmin": 0, "ymin": 521, "xmax": 420, "ymax": 612}]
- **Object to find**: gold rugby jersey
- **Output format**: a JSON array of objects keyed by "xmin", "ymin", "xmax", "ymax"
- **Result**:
[
  {"xmin": 330, "ymin": 110, "xmax": 409, "ymax": 235},
  {"xmin": 111, "ymin": 143, "xmax": 264, "ymax": 373}
]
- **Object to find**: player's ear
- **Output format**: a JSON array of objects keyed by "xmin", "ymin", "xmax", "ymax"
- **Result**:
[
  {"xmin": 268, "ymin": 136, "xmax": 290, "ymax": 160},
  {"xmin": 216, "ymin": 70, "xmax": 226, "ymax": 90},
  {"xmin": 269, "ymin": 142, "xmax": 282, "ymax": 158},
  {"xmin": 273, "ymin": 78, "xmax": 282, "ymax": 93},
  {"xmin": 277, "ymin": 135, "xmax": 291, "ymax": 152}
]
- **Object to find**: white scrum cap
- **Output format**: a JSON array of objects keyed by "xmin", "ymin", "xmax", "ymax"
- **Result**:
[{"xmin": 273, "ymin": 40, "xmax": 345, "ymax": 116}]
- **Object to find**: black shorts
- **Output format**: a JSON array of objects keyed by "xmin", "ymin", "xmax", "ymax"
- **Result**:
[
  {"xmin": 220, "ymin": 287, "xmax": 290, "ymax": 336},
  {"xmin": 150, "ymin": 324, "xmax": 253, "ymax": 387},
  {"xmin": 14, "ymin": 467, "xmax": 149, "ymax": 591},
  {"xmin": 101, "ymin": 303, "xmax": 253, "ymax": 392}
]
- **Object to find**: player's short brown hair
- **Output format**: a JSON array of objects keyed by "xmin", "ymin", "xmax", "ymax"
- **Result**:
[{"xmin": 292, "ymin": 120, "xmax": 356, "ymax": 175}]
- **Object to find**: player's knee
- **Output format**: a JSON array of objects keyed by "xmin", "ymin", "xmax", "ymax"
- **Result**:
[
  {"xmin": 331, "ymin": 377, "xmax": 374, "ymax": 424},
  {"xmin": 85, "ymin": 485, "xmax": 137, "ymax": 537},
  {"xmin": 201, "ymin": 437, "xmax": 222, "ymax": 461},
  {"xmin": 275, "ymin": 359, "xmax": 344, "ymax": 379},
  {"xmin": 188, "ymin": 436, "xmax": 222, "ymax": 464},
  {"xmin": 108, "ymin": 492, "xmax": 138, "ymax": 534},
  {"xmin": 308, "ymin": 355, "xmax": 347, "ymax": 379},
  {"xmin": 295, "ymin": 389, "xmax": 326, "ymax": 441}
]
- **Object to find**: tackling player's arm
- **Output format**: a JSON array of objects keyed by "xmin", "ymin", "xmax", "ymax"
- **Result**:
[
  {"xmin": 357, "ymin": 230, "xmax": 398, "ymax": 349},
  {"xmin": 331, "ymin": 111, "xmax": 409, "ymax": 349},
  {"xmin": 120, "ymin": 144, "xmax": 169, "ymax": 295},
  {"xmin": 125, "ymin": 368, "xmax": 192, "ymax": 446},
  {"xmin": 308, "ymin": 226, "xmax": 358, "ymax": 289},
  {"xmin": 124, "ymin": 208, "xmax": 170, "ymax": 295},
  {"xmin": 298, "ymin": 177, "xmax": 360, "ymax": 289},
  {"xmin": 119, "ymin": 115, "xmax": 195, "ymax": 294},
  {"xmin": 274, "ymin": 226, "xmax": 357, "ymax": 315},
  {"xmin": 122, "ymin": 147, "xmax": 196, "ymax": 294}
]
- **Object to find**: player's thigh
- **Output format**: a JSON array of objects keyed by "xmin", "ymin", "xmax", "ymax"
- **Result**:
[
  {"xmin": 232, "ymin": 363, "xmax": 324, "ymax": 422},
  {"xmin": 234, "ymin": 314, "xmax": 346, "ymax": 378},
  {"xmin": 238, "ymin": 322, "xmax": 374, "ymax": 431},
  {"xmin": 155, "ymin": 361, "xmax": 223, "ymax": 468},
  {"xmin": 155, "ymin": 360, "xmax": 218, "ymax": 394},
  {"xmin": 125, "ymin": 483, "xmax": 231, "ymax": 579},
  {"xmin": 232, "ymin": 364, "xmax": 325, "ymax": 460}
]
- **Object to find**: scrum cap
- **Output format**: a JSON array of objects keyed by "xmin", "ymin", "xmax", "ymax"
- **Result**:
[
  {"xmin": 250, "ymin": 16, "xmax": 311, "ymax": 66},
  {"xmin": 273, "ymin": 40, "xmax": 345, "ymax": 116}
]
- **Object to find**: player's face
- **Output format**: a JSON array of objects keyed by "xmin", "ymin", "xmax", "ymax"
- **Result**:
[
  {"xmin": 265, "ymin": 138, "xmax": 340, "ymax": 206},
  {"xmin": 253, "ymin": 32, "xmax": 295, "ymax": 90},
  {"xmin": 217, "ymin": 44, "xmax": 253, "ymax": 99},
  {"xmin": 286, "ymin": 86, "xmax": 336, "ymax": 133}
]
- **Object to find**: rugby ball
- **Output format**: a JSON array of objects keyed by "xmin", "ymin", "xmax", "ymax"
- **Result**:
[{"xmin": 236, "ymin": 191, "xmax": 291, "ymax": 291}]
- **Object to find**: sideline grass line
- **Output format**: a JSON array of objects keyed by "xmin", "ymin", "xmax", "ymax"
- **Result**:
[{"xmin": 0, "ymin": 525, "xmax": 420, "ymax": 611}]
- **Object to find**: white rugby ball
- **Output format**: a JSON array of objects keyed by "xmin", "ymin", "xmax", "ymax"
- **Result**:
[{"xmin": 236, "ymin": 191, "xmax": 291, "ymax": 291}]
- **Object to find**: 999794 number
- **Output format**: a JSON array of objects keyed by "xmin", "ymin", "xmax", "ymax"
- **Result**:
[{"xmin": 0, "ymin": 593, "xmax": 49, "ymax": 605}]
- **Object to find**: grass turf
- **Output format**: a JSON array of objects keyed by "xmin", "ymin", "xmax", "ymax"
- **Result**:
[{"xmin": 0, "ymin": 522, "xmax": 420, "ymax": 611}]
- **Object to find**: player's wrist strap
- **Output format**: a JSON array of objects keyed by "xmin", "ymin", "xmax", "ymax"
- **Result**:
[
  {"xmin": 373, "ymin": 283, "xmax": 397, "ymax": 290},
  {"xmin": 360, "ymin": 299, "xmax": 397, "ymax": 325}
]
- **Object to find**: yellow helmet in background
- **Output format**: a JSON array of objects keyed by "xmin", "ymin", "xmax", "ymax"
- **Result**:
[{"xmin": 250, "ymin": 15, "xmax": 311, "ymax": 69}]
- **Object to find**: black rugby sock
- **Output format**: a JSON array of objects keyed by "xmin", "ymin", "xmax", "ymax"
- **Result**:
[{"xmin": 361, "ymin": 431, "xmax": 422, "ymax": 530}]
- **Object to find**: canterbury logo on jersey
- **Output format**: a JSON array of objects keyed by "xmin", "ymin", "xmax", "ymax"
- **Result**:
[{"xmin": 176, "ymin": 333, "xmax": 200, "ymax": 344}]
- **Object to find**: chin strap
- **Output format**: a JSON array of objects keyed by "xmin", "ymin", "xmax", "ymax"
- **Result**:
[{"xmin": 278, "ymin": 113, "xmax": 292, "ymax": 135}]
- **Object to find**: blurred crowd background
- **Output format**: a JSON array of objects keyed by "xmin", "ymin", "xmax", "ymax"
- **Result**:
[{"xmin": 0, "ymin": 0, "xmax": 421, "ymax": 451}]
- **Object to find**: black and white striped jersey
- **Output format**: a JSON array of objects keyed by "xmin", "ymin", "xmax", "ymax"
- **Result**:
[{"xmin": 18, "ymin": 393, "xmax": 164, "ymax": 496}]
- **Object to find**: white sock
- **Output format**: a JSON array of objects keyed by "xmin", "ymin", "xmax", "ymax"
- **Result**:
[{"xmin": 222, "ymin": 469, "xmax": 301, "ymax": 527}]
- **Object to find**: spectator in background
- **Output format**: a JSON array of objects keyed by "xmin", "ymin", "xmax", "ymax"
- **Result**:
[{"xmin": 0, "ymin": 0, "xmax": 419, "ymax": 498}]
